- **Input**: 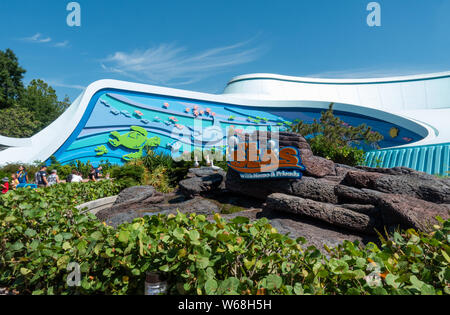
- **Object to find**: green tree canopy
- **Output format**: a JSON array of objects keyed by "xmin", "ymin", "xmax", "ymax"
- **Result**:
[
  {"xmin": 291, "ymin": 103, "xmax": 384, "ymax": 147},
  {"xmin": 0, "ymin": 106, "xmax": 40, "ymax": 138},
  {"xmin": 290, "ymin": 104, "xmax": 384, "ymax": 166},
  {"xmin": 0, "ymin": 49, "xmax": 71, "ymax": 137},
  {"xmin": 0, "ymin": 49, "xmax": 26, "ymax": 109},
  {"xmin": 20, "ymin": 79, "xmax": 70, "ymax": 129}
]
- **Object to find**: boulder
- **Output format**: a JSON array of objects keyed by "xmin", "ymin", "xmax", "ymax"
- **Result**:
[
  {"xmin": 374, "ymin": 194, "xmax": 450, "ymax": 232},
  {"xmin": 342, "ymin": 171, "xmax": 383, "ymax": 189},
  {"xmin": 218, "ymin": 208, "xmax": 376, "ymax": 254},
  {"xmin": 265, "ymin": 193, "xmax": 380, "ymax": 234},
  {"xmin": 186, "ymin": 166, "xmax": 226, "ymax": 179},
  {"xmin": 179, "ymin": 166, "xmax": 227, "ymax": 197},
  {"xmin": 373, "ymin": 175, "xmax": 450, "ymax": 204},
  {"xmin": 290, "ymin": 177, "xmax": 339, "ymax": 203},
  {"xmin": 334, "ymin": 185, "xmax": 382, "ymax": 204},
  {"xmin": 225, "ymin": 169, "xmax": 293, "ymax": 200},
  {"xmin": 114, "ymin": 186, "xmax": 156, "ymax": 205},
  {"xmin": 343, "ymin": 170, "xmax": 450, "ymax": 204},
  {"xmin": 301, "ymin": 152, "xmax": 336, "ymax": 178},
  {"xmin": 97, "ymin": 196, "xmax": 220, "ymax": 228}
]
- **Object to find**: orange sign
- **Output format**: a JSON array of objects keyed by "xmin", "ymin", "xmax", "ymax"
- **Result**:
[{"xmin": 228, "ymin": 142, "xmax": 306, "ymax": 179}]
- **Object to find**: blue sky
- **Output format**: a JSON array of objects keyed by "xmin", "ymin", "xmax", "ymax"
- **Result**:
[{"xmin": 1, "ymin": 0, "xmax": 450, "ymax": 101}]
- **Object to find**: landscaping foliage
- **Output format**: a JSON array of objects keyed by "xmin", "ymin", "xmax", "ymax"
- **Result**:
[
  {"xmin": 0, "ymin": 49, "xmax": 70, "ymax": 137},
  {"xmin": 291, "ymin": 104, "xmax": 384, "ymax": 166},
  {"xmin": 1, "ymin": 182, "xmax": 448, "ymax": 295}
]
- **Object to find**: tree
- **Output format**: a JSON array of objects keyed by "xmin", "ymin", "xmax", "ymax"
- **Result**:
[
  {"xmin": 0, "ymin": 106, "xmax": 40, "ymax": 138},
  {"xmin": 21, "ymin": 79, "xmax": 70, "ymax": 130},
  {"xmin": 291, "ymin": 104, "xmax": 384, "ymax": 166},
  {"xmin": 0, "ymin": 49, "xmax": 26, "ymax": 109},
  {"xmin": 291, "ymin": 103, "xmax": 384, "ymax": 147}
]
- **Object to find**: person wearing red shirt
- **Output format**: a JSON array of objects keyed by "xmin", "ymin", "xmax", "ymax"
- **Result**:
[{"xmin": 1, "ymin": 177, "xmax": 9, "ymax": 194}]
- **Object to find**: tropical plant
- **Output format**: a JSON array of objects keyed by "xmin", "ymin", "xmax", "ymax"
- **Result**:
[
  {"xmin": 0, "ymin": 181, "xmax": 448, "ymax": 295},
  {"xmin": 291, "ymin": 104, "xmax": 384, "ymax": 166}
]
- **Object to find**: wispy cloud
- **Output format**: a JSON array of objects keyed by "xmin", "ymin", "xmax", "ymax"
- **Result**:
[
  {"xmin": 54, "ymin": 40, "xmax": 70, "ymax": 48},
  {"xmin": 22, "ymin": 33, "xmax": 52, "ymax": 43},
  {"xmin": 100, "ymin": 39, "xmax": 266, "ymax": 85},
  {"xmin": 45, "ymin": 79, "xmax": 85, "ymax": 91}
]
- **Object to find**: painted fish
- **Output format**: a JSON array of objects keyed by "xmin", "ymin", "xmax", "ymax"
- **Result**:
[
  {"xmin": 100, "ymin": 100, "xmax": 110, "ymax": 107},
  {"xmin": 121, "ymin": 110, "xmax": 131, "ymax": 117}
]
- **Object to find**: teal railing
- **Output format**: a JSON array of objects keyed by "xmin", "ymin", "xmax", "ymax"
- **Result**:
[{"xmin": 364, "ymin": 142, "xmax": 450, "ymax": 176}]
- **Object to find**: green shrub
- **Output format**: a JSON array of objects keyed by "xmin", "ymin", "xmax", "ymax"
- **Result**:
[
  {"xmin": 291, "ymin": 104, "xmax": 384, "ymax": 166},
  {"xmin": 0, "ymin": 182, "xmax": 448, "ymax": 295},
  {"xmin": 309, "ymin": 135, "xmax": 366, "ymax": 166},
  {"xmin": 110, "ymin": 163, "xmax": 145, "ymax": 187}
]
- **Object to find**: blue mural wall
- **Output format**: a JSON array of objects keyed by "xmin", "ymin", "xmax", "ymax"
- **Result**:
[{"xmin": 50, "ymin": 89, "xmax": 425, "ymax": 166}]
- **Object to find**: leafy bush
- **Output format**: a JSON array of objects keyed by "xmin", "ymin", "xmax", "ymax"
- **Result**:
[
  {"xmin": 309, "ymin": 135, "xmax": 366, "ymax": 166},
  {"xmin": 142, "ymin": 151, "xmax": 192, "ymax": 188},
  {"xmin": 142, "ymin": 150, "xmax": 228, "ymax": 189},
  {"xmin": 0, "ymin": 182, "xmax": 448, "ymax": 295},
  {"xmin": 291, "ymin": 104, "xmax": 384, "ymax": 166},
  {"xmin": 110, "ymin": 163, "xmax": 145, "ymax": 188}
]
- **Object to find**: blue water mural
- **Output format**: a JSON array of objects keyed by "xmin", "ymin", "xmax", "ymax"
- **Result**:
[{"xmin": 51, "ymin": 89, "xmax": 425, "ymax": 167}]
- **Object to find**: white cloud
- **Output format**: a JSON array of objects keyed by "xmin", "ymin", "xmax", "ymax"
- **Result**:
[
  {"xmin": 45, "ymin": 79, "xmax": 85, "ymax": 91},
  {"xmin": 100, "ymin": 39, "xmax": 265, "ymax": 85},
  {"xmin": 54, "ymin": 40, "xmax": 70, "ymax": 48},
  {"xmin": 22, "ymin": 33, "xmax": 52, "ymax": 43}
]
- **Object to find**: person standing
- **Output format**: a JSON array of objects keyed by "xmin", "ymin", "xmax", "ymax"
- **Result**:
[
  {"xmin": 95, "ymin": 166, "xmax": 103, "ymax": 180},
  {"xmin": 35, "ymin": 166, "xmax": 49, "ymax": 187},
  {"xmin": 17, "ymin": 166, "xmax": 28, "ymax": 184},
  {"xmin": 71, "ymin": 171, "xmax": 83, "ymax": 183},
  {"xmin": 11, "ymin": 174, "xmax": 19, "ymax": 190},
  {"xmin": 47, "ymin": 170, "xmax": 61, "ymax": 186},
  {"xmin": 89, "ymin": 167, "xmax": 97, "ymax": 182},
  {"xmin": 1, "ymin": 177, "xmax": 9, "ymax": 194}
]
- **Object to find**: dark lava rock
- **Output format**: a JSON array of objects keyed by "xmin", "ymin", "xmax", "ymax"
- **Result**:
[
  {"xmin": 179, "ymin": 166, "xmax": 227, "ymax": 197},
  {"xmin": 225, "ymin": 169, "xmax": 293, "ymax": 200},
  {"xmin": 343, "ymin": 170, "xmax": 450, "ymax": 204},
  {"xmin": 265, "ymin": 193, "xmax": 380, "ymax": 234},
  {"xmin": 334, "ymin": 185, "xmax": 382, "ymax": 204},
  {"xmin": 218, "ymin": 208, "xmax": 377, "ymax": 253},
  {"xmin": 97, "ymin": 195, "xmax": 220, "ymax": 227},
  {"xmin": 113, "ymin": 186, "xmax": 156, "ymax": 205},
  {"xmin": 290, "ymin": 177, "xmax": 339, "ymax": 203},
  {"xmin": 374, "ymin": 194, "xmax": 450, "ymax": 232},
  {"xmin": 342, "ymin": 171, "xmax": 383, "ymax": 189},
  {"xmin": 300, "ymin": 149, "xmax": 336, "ymax": 178},
  {"xmin": 186, "ymin": 166, "xmax": 226, "ymax": 179}
]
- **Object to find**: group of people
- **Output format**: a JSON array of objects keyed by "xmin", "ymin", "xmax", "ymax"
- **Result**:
[{"xmin": 1, "ymin": 165, "xmax": 104, "ymax": 194}]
